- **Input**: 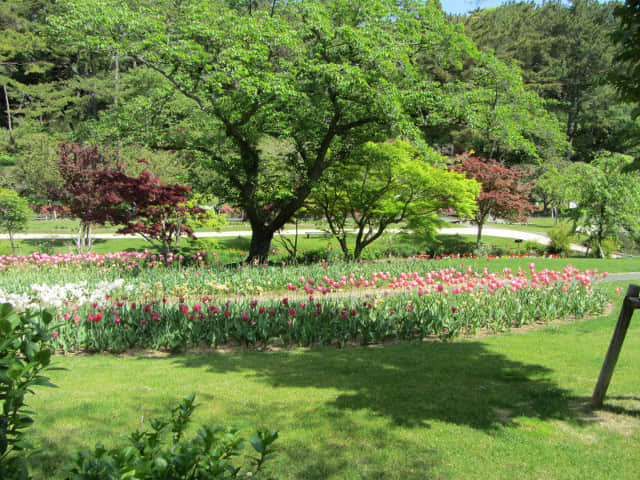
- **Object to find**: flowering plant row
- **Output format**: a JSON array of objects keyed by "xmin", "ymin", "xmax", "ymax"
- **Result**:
[
  {"xmin": 47, "ymin": 265, "xmax": 608, "ymax": 353},
  {"xmin": 1, "ymin": 260, "xmax": 607, "ymax": 310},
  {"xmin": 0, "ymin": 248, "xmax": 566, "ymax": 273},
  {"xmin": 0, "ymin": 250, "xmax": 156, "ymax": 271},
  {"xmin": 0, "ymin": 279, "xmax": 130, "ymax": 310}
]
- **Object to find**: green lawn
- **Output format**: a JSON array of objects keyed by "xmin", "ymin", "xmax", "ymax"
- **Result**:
[
  {"xmin": 27, "ymin": 279, "xmax": 640, "ymax": 479},
  {"xmin": 10, "ymin": 215, "xmax": 632, "ymax": 260},
  {"xmin": 0, "ymin": 232, "xmax": 543, "ymax": 258},
  {"xmin": 485, "ymin": 216, "xmax": 559, "ymax": 234},
  {"xmin": 19, "ymin": 217, "xmax": 321, "ymax": 234}
]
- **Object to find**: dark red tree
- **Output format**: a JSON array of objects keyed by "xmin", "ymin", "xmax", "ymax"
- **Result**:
[
  {"xmin": 45, "ymin": 143, "xmax": 122, "ymax": 251},
  {"xmin": 47, "ymin": 143, "xmax": 206, "ymax": 255},
  {"xmin": 453, "ymin": 153, "xmax": 536, "ymax": 248},
  {"xmin": 95, "ymin": 167, "xmax": 208, "ymax": 257}
]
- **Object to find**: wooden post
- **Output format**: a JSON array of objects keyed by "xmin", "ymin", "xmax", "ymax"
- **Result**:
[{"xmin": 591, "ymin": 284, "xmax": 640, "ymax": 409}]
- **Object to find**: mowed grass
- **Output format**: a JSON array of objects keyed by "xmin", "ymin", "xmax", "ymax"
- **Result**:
[
  {"xmin": 485, "ymin": 216, "xmax": 558, "ymax": 234},
  {"xmin": 1, "ymin": 232, "xmax": 542, "ymax": 258},
  {"xmin": 28, "ymin": 280, "xmax": 640, "ymax": 479}
]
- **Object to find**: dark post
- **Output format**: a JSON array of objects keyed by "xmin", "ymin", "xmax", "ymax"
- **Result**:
[{"xmin": 591, "ymin": 284, "xmax": 640, "ymax": 409}]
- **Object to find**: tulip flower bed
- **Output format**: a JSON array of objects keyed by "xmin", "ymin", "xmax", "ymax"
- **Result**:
[{"xmin": 0, "ymin": 251, "xmax": 609, "ymax": 353}]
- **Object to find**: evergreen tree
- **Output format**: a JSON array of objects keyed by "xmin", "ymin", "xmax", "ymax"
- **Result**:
[{"xmin": 463, "ymin": 0, "xmax": 640, "ymax": 161}]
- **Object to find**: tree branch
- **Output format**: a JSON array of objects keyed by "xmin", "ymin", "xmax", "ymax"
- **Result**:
[{"xmin": 135, "ymin": 55, "xmax": 212, "ymax": 114}]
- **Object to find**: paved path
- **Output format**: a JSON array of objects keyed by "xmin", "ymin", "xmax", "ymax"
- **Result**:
[
  {"xmin": 598, "ymin": 272, "xmax": 640, "ymax": 283},
  {"xmin": 0, "ymin": 225, "xmax": 589, "ymax": 253},
  {"xmin": 0, "ymin": 226, "xmax": 551, "ymax": 240}
]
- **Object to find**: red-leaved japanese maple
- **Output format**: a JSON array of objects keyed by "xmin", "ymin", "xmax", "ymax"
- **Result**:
[
  {"xmin": 94, "ymin": 167, "xmax": 208, "ymax": 257},
  {"xmin": 453, "ymin": 153, "xmax": 536, "ymax": 247},
  {"xmin": 48, "ymin": 143, "xmax": 206, "ymax": 255},
  {"xmin": 46, "ymin": 143, "xmax": 122, "ymax": 251}
]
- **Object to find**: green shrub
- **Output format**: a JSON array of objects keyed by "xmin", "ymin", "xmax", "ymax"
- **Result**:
[
  {"xmin": 587, "ymin": 238, "xmax": 618, "ymax": 258},
  {"xmin": 0, "ymin": 154, "xmax": 17, "ymax": 167},
  {"xmin": 548, "ymin": 224, "xmax": 573, "ymax": 254},
  {"xmin": 295, "ymin": 246, "xmax": 335, "ymax": 264},
  {"xmin": 473, "ymin": 242, "xmax": 492, "ymax": 258},
  {"xmin": 66, "ymin": 395, "xmax": 278, "ymax": 480},
  {"xmin": 523, "ymin": 241, "xmax": 541, "ymax": 254},
  {"xmin": 0, "ymin": 304, "xmax": 58, "ymax": 480}
]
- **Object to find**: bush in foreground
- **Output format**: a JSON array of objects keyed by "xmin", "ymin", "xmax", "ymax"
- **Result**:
[
  {"xmin": 0, "ymin": 304, "xmax": 57, "ymax": 479},
  {"xmin": 67, "ymin": 395, "xmax": 278, "ymax": 480},
  {"xmin": 0, "ymin": 304, "xmax": 278, "ymax": 479}
]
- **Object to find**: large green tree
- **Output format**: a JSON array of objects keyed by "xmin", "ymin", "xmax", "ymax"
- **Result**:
[
  {"xmin": 462, "ymin": 0, "xmax": 640, "ymax": 162},
  {"xmin": 612, "ymin": 0, "xmax": 640, "ymax": 171},
  {"xmin": 569, "ymin": 152, "xmax": 640, "ymax": 258},
  {"xmin": 50, "ymin": 0, "xmax": 481, "ymax": 261},
  {"xmin": 612, "ymin": 0, "xmax": 640, "ymax": 108},
  {"xmin": 532, "ymin": 158, "xmax": 576, "ymax": 223},
  {"xmin": 0, "ymin": 0, "xmax": 133, "ymax": 193},
  {"xmin": 451, "ymin": 53, "xmax": 567, "ymax": 162},
  {"xmin": 311, "ymin": 140, "xmax": 479, "ymax": 260}
]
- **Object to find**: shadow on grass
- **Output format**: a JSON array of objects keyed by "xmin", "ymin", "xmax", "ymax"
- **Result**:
[
  {"xmin": 30, "ymin": 404, "xmax": 441, "ymax": 480},
  {"xmin": 173, "ymin": 341, "xmax": 577, "ymax": 431},
  {"xmin": 275, "ymin": 410, "xmax": 442, "ymax": 479},
  {"xmin": 596, "ymin": 395, "xmax": 640, "ymax": 418}
]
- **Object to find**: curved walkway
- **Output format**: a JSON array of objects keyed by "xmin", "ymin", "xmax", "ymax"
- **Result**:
[
  {"xmin": 597, "ymin": 272, "xmax": 640, "ymax": 283},
  {"xmin": 0, "ymin": 225, "xmax": 588, "ymax": 253}
]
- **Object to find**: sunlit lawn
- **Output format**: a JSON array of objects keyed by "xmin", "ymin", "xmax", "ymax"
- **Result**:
[
  {"xmin": 20, "ymin": 217, "xmax": 321, "ymax": 234},
  {"xmin": 1, "ymin": 232, "xmax": 542, "ymax": 257},
  {"xmin": 26, "ymin": 279, "xmax": 640, "ymax": 479},
  {"xmin": 485, "ymin": 215, "xmax": 558, "ymax": 233}
]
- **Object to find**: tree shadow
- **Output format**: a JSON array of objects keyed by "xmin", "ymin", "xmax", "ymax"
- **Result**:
[
  {"xmin": 172, "ymin": 341, "xmax": 580, "ymax": 431},
  {"xmin": 595, "ymin": 395, "xmax": 640, "ymax": 418},
  {"xmin": 274, "ymin": 409, "xmax": 442, "ymax": 479}
]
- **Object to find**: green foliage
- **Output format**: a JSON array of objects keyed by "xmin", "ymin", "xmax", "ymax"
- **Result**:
[
  {"xmin": 311, "ymin": 140, "xmax": 479, "ymax": 260},
  {"xmin": 569, "ymin": 151, "xmax": 640, "ymax": 258},
  {"xmin": 66, "ymin": 395, "xmax": 278, "ymax": 480},
  {"xmin": 547, "ymin": 223, "xmax": 574, "ymax": 254},
  {"xmin": 612, "ymin": 0, "xmax": 640, "ymax": 171},
  {"xmin": 47, "ymin": 0, "xmax": 492, "ymax": 261},
  {"xmin": 0, "ymin": 154, "xmax": 16, "ymax": 167},
  {"xmin": 0, "ymin": 189, "xmax": 32, "ymax": 252},
  {"xmin": 181, "ymin": 194, "xmax": 227, "ymax": 233},
  {"xmin": 454, "ymin": 53, "xmax": 568, "ymax": 162},
  {"xmin": 0, "ymin": 303, "xmax": 58, "ymax": 480},
  {"xmin": 463, "ymin": 0, "xmax": 639, "ymax": 162},
  {"xmin": 533, "ymin": 159, "xmax": 575, "ymax": 215},
  {"xmin": 612, "ymin": 0, "xmax": 640, "ymax": 111},
  {"xmin": 2, "ymin": 126, "xmax": 61, "ymax": 200}
]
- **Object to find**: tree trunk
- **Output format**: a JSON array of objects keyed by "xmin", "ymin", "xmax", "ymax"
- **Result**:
[
  {"xmin": 247, "ymin": 224, "xmax": 275, "ymax": 264},
  {"xmin": 476, "ymin": 221, "xmax": 484, "ymax": 249},
  {"xmin": 8, "ymin": 230, "xmax": 16, "ymax": 252},
  {"xmin": 3, "ymin": 84, "xmax": 14, "ymax": 146},
  {"xmin": 596, "ymin": 230, "xmax": 606, "ymax": 259},
  {"xmin": 76, "ymin": 222, "xmax": 93, "ymax": 252},
  {"xmin": 353, "ymin": 243, "xmax": 364, "ymax": 261},
  {"xmin": 86, "ymin": 223, "xmax": 93, "ymax": 251}
]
